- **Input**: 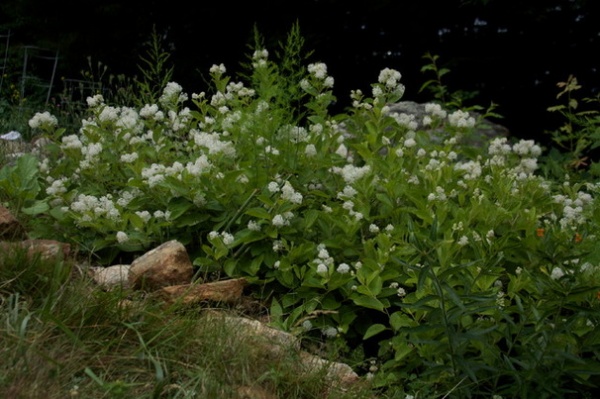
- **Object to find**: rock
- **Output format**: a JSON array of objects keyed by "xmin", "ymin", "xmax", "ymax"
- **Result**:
[
  {"xmin": 0, "ymin": 205, "xmax": 27, "ymax": 239},
  {"xmin": 215, "ymin": 313, "xmax": 361, "ymax": 391},
  {"xmin": 128, "ymin": 239, "xmax": 194, "ymax": 290},
  {"xmin": 90, "ymin": 264, "xmax": 131, "ymax": 289},
  {"xmin": 385, "ymin": 100, "xmax": 509, "ymax": 147},
  {"xmin": 0, "ymin": 239, "xmax": 71, "ymax": 261},
  {"xmin": 158, "ymin": 277, "xmax": 247, "ymax": 305}
]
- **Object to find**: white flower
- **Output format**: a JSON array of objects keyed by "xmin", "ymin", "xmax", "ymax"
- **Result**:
[
  {"xmin": 221, "ymin": 232, "xmax": 234, "ymax": 245},
  {"xmin": 550, "ymin": 267, "xmax": 565, "ymax": 280},
  {"xmin": 302, "ymin": 320, "xmax": 313, "ymax": 331},
  {"xmin": 308, "ymin": 62, "xmax": 328, "ymax": 80},
  {"xmin": 336, "ymin": 263, "xmax": 351, "ymax": 274},
  {"xmin": 28, "ymin": 111, "xmax": 58, "ymax": 129},
  {"xmin": 322, "ymin": 326, "xmax": 338, "ymax": 338},
  {"xmin": 116, "ymin": 231, "xmax": 129, "ymax": 244},
  {"xmin": 272, "ymin": 214, "xmax": 288, "ymax": 227},
  {"xmin": 247, "ymin": 220, "xmax": 261, "ymax": 231},
  {"xmin": 208, "ymin": 231, "xmax": 219, "ymax": 240},
  {"xmin": 403, "ymin": 138, "xmax": 416, "ymax": 148},
  {"xmin": 369, "ymin": 224, "xmax": 380, "ymax": 233},
  {"xmin": 317, "ymin": 263, "xmax": 329, "ymax": 275},
  {"xmin": 458, "ymin": 235, "xmax": 469, "ymax": 246},
  {"xmin": 305, "ymin": 144, "xmax": 317, "ymax": 157},
  {"xmin": 120, "ymin": 152, "xmax": 139, "ymax": 163}
]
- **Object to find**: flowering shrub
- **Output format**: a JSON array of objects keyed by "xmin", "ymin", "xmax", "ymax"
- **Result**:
[{"xmin": 3, "ymin": 27, "xmax": 600, "ymax": 398}]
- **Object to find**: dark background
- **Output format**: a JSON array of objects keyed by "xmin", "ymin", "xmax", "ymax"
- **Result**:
[{"xmin": 1, "ymin": 0, "xmax": 598, "ymax": 145}]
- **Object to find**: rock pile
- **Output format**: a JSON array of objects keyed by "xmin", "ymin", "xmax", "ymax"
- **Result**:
[{"xmin": 0, "ymin": 205, "xmax": 362, "ymax": 393}]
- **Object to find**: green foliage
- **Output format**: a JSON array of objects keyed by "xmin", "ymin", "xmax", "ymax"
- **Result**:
[
  {"xmin": 419, "ymin": 51, "xmax": 480, "ymax": 110},
  {"xmin": 131, "ymin": 25, "xmax": 175, "ymax": 107},
  {"xmin": 541, "ymin": 74, "xmax": 600, "ymax": 180},
  {"xmin": 2, "ymin": 25, "xmax": 600, "ymax": 398}
]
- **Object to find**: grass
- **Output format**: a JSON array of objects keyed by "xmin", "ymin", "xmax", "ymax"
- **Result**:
[{"xmin": 0, "ymin": 246, "xmax": 376, "ymax": 399}]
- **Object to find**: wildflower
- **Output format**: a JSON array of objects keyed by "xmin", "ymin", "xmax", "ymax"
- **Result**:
[
  {"xmin": 281, "ymin": 181, "xmax": 303, "ymax": 204},
  {"xmin": 120, "ymin": 152, "xmax": 139, "ymax": 163},
  {"xmin": 308, "ymin": 62, "xmax": 328, "ymax": 80},
  {"xmin": 337, "ymin": 263, "xmax": 351, "ymax": 274},
  {"xmin": 208, "ymin": 231, "xmax": 219, "ymax": 240},
  {"xmin": 305, "ymin": 144, "xmax": 317, "ymax": 157},
  {"xmin": 457, "ymin": 235, "xmax": 469, "ymax": 246},
  {"xmin": 209, "ymin": 63, "xmax": 226, "ymax": 75},
  {"xmin": 221, "ymin": 232, "xmax": 234, "ymax": 245},
  {"xmin": 397, "ymin": 287, "xmax": 407, "ymax": 297},
  {"xmin": 135, "ymin": 210, "xmax": 152, "ymax": 223},
  {"xmin": 272, "ymin": 214, "xmax": 288, "ymax": 227},
  {"xmin": 317, "ymin": 263, "xmax": 328, "ymax": 275},
  {"xmin": 575, "ymin": 233, "xmax": 583, "ymax": 243},
  {"xmin": 28, "ymin": 111, "xmax": 58, "ymax": 129},
  {"xmin": 378, "ymin": 67, "xmax": 402, "ymax": 88},
  {"xmin": 247, "ymin": 220, "xmax": 261, "ymax": 231},
  {"xmin": 116, "ymin": 231, "xmax": 129, "ymax": 244},
  {"xmin": 302, "ymin": 320, "xmax": 313, "ymax": 331},
  {"xmin": 267, "ymin": 181, "xmax": 280, "ymax": 193},
  {"xmin": 550, "ymin": 267, "xmax": 565, "ymax": 280},
  {"xmin": 536, "ymin": 228, "xmax": 545, "ymax": 237},
  {"xmin": 322, "ymin": 326, "xmax": 338, "ymax": 338},
  {"xmin": 369, "ymin": 224, "xmax": 380, "ymax": 233}
]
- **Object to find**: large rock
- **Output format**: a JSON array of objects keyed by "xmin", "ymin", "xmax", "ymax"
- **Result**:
[
  {"xmin": 0, "ymin": 239, "xmax": 71, "ymax": 261},
  {"xmin": 0, "ymin": 205, "xmax": 27, "ymax": 239},
  {"xmin": 128, "ymin": 240, "xmax": 194, "ymax": 290},
  {"xmin": 386, "ymin": 101, "xmax": 509, "ymax": 147}
]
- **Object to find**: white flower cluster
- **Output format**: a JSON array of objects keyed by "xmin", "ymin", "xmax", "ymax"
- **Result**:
[
  {"xmin": 192, "ymin": 130, "xmax": 236, "ymax": 157},
  {"xmin": 139, "ymin": 104, "xmax": 165, "ymax": 121},
  {"xmin": 378, "ymin": 68, "xmax": 402, "ymax": 89},
  {"xmin": 45, "ymin": 176, "xmax": 68, "ymax": 196},
  {"xmin": 374, "ymin": 67, "xmax": 405, "ymax": 100},
  {"xmin": 28, "ymin": 111, "xmax": 58, "ymax": 129},
  {"xmin": 301, "ymin": 62, "xmax": 334, "ymax": 91},
  {"xmin": 208, "ymin": 230, "xmax": 234, "ymax": 245},
  {"xmin": 159, "ymin": 82, "xmax": 188, "ymax": 108},
  {"xmin": 86, "ymin": 94, "xmax": 104, "ymax": 108},
  {"xmin": 391, "ymin": 113, "xmax": 419, "ymax": 130},
  {"xmin": 454, "ymin": 160, "xmax": 482, "ymax": 180},
  {"xmin": 252, "ymin": 48, "xmax": 269, "ymax": 68},
  {"xmin": 272, "ymin": 212, "xmax": 294, "ymax": 228},
  {"xmin": 61, "ymin": 134, "xmax": 83, "ymax": 149},
  {"xmin": 314, "ymin": 243, "xmax": 336, "ymax": 275},
  {"xmin": 280, "ymin": 181, "xmax": 303, "ymax": 204},
  {"xmin": 447, "ymin": 110, "xmax": 476, "ymax": 128},
  {"xmin": 79, "ymin": 142, "xmax": 103, "ymax": 170},
  {"xmin": 553, "ymin": 190, "xmax": 594, "ymax": 230},
  {"xmin": 70, "ymin": 193, "xmax": 120, "ymax": 222},
  {"xmin": 485, "ymin": 137, "xmax": 542, "ymax": 178},
  {"xmin": 330, "ymin": 163, "xmax": 371, "ymax": 184}
]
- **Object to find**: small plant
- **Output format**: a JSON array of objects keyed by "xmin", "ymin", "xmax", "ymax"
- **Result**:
[{"xmin": 542, "ymin": 74, "xmax": 600, "ymax": 179}]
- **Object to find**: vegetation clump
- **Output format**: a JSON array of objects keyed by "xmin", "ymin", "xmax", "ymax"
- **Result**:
[{"xmin": 1, "ymin": 24, "xmax": 600, "ymax": 398}]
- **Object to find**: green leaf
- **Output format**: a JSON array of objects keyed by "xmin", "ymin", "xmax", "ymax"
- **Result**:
[
  {"xmin": 245, "ymin": 207, "xmax": 272, "ymax": 220},
  {"xmin": 167, "ymin": 197, "xmax": 193, "ymax": 220},
  {"xmin": 352, "ymin": 295, "xmax": 385, "ymax": 311},
  {"xmin": 303, "ymin": 209, "xmax": 320, "ymax": 228},
  {"xmin": 21, "ymin": 200, "xmax": 49, "ymax": 215},
  {"xmin": 363, "ymin": 323, "xmax": 387, "ymax": 340},
  {"xmin": 390, "ymin": 311, "xmax": 416, "ymax": 331}
]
